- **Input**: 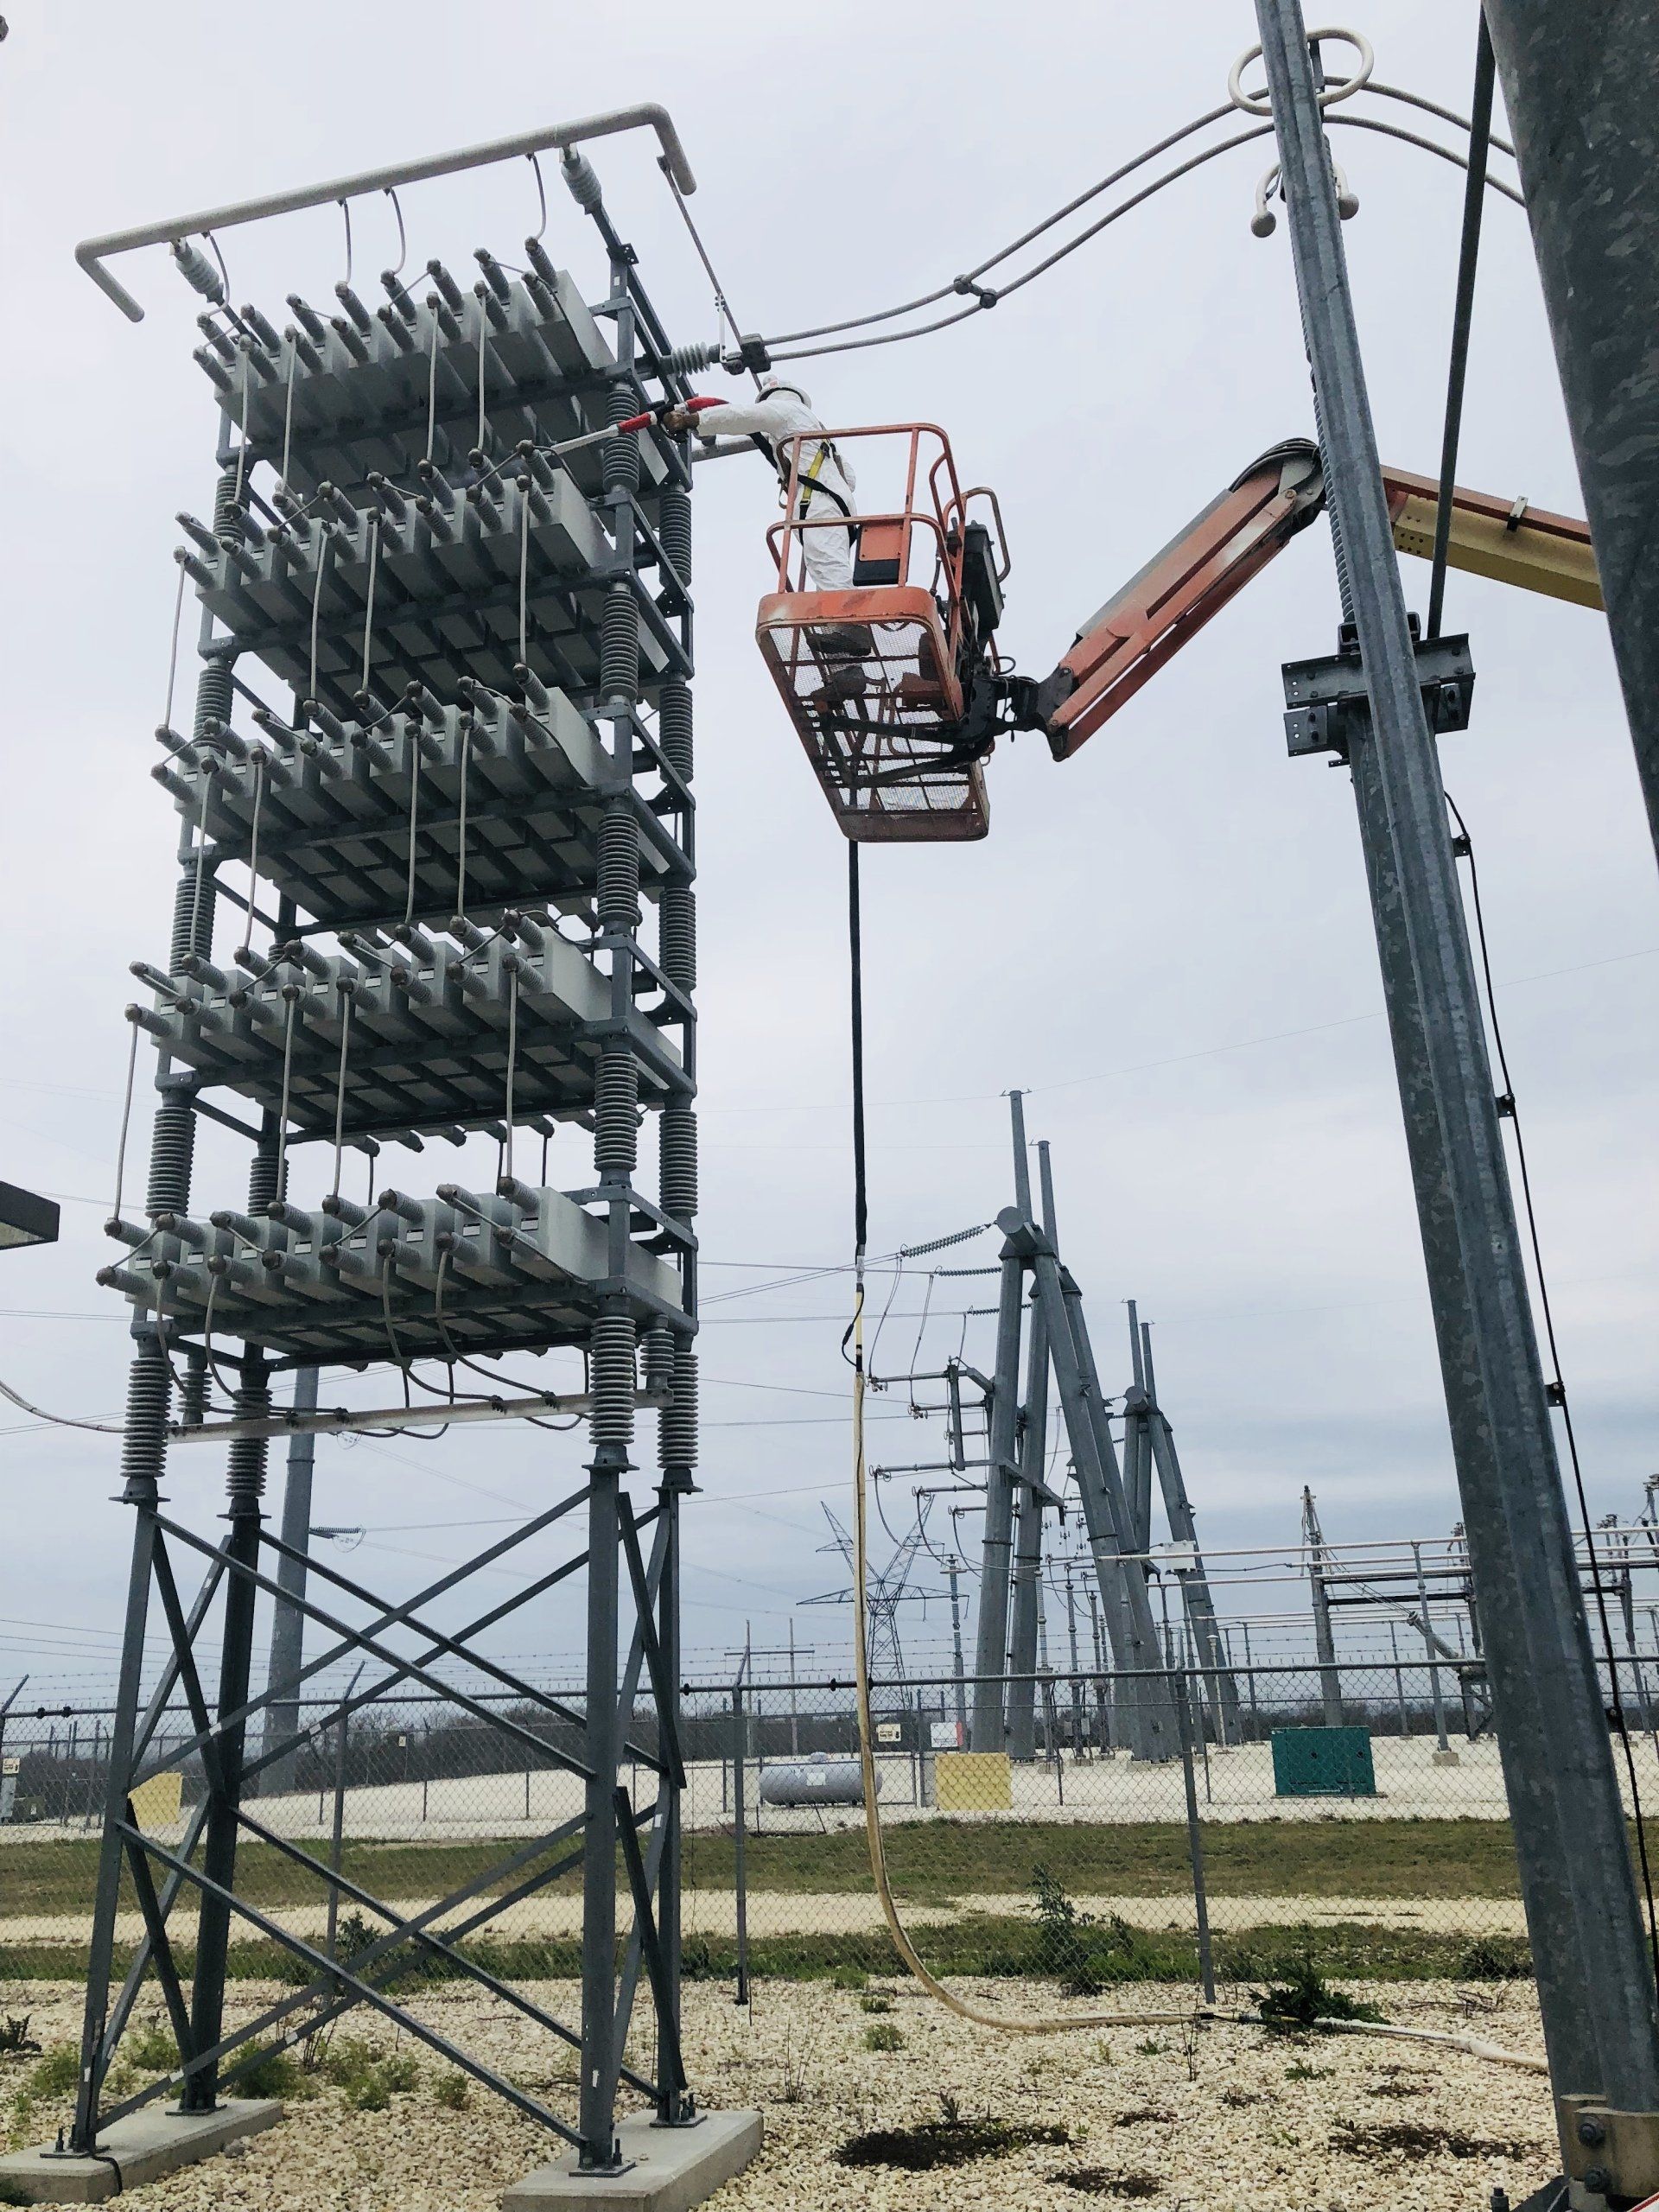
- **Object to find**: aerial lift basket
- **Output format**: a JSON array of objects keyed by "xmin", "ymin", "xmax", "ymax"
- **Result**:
[{"xmin": 755, "ymin": 424, "xmax": 1010, "ymax": 842}]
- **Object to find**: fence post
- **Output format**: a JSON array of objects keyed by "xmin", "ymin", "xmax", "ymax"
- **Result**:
[
  {"xmin": 731, "ymin": 1681, "xmax": 749, "ymax": 2006},
  {"xmin": 1388, "ymin": 1621, "xmax": 1408, "ymax": 1736},
  {"xmin": 1173, "ymin": 1669, "xmax": 1216, "ymax": 2005},
  {"xmin": 1413, "ymin": 1542, "xmax": 1452, "ymax": 1753},
  {"xmin": 326, "ymin": 1666, "xmax": 363, "ymax": 1982}
]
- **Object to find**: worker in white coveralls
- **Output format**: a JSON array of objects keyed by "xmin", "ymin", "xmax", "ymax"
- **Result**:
[{"xmin": 664, "ymin": 380, "xmax": 871, "ymax": 670}]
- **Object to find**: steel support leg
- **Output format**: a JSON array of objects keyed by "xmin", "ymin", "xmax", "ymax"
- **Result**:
[
  {"xmin": 183, "ymin": 1354, "xmax": 270, "ymax": 2110},
  {"xmin": 1259, "ymin": 0, "xmax": 1659, "ymax": 2132},
  {"xmin": 1142, "ymin": 1374, "xmax": 1242, "ymax": 1741},
  {"xmin": 1027, "ymin": 1241, "xmax": 1174, "ymax": 1761},
  {"xmin": 1006, "ymin": 1280, "xmax": 1050, "ymax": 1762},
  {"xmin": 261, "ymin": 1365, "xmax": 319, "ymax": 1796},
  {"xmin": 71, "ymin": 1340, "xmax": 170, "ymax": 2152},
  {"xmin": 969, "ymin": 1244, "xmax": 1026, "ymax": 1751}
]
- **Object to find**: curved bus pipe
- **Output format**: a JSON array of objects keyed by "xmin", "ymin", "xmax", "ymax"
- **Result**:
[{"xmin": 76, "ymin": 102, "xmax": 696, "ymax": 322}]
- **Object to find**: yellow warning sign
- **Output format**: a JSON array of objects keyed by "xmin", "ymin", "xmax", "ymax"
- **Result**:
[
  {"xmin": 933, "ymin": 1751, "xmax": 1012, "ymax": 1812},
  {"xmin": 128, "ymin": 1769, "xmax": 184, "ymax": 1831}
]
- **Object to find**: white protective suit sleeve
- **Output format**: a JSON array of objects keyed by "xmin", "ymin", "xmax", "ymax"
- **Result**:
[{"xmin": 694, "ymin": 393, "xmax": 859, "ymax": 591}]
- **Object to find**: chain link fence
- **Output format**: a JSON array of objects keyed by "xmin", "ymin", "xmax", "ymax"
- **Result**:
[{"xmin": 6, "ymin": 1656, "xmax": 1657, "ymax": 1998}]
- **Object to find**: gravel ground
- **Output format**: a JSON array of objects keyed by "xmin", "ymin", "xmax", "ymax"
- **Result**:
[
  {"xmin": 1, "ymin": 1974, "xmax": 1555, "ymax": 2209},
  {"xmin": 0, "ymin": 1889, "xmax": 1526, "ymax": 1948}
]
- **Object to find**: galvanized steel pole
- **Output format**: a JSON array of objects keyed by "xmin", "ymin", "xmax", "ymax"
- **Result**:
[
  {"xmin": 1481, "ymin": 2, "xmax": 1659, "ymax": 874},
  {"xmin": 1257, "ymin": 0, "xmax": 1659, "ymax": 2131}
]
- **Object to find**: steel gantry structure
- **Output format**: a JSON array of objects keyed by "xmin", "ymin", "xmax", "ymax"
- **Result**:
[
  {"xmin": 965, "ymin": 1097, "xmax": 1237, "ymax": 1764},
  {"xmin": 67, "ymin": 123, "xmax": 709, "ymax": 2181}
]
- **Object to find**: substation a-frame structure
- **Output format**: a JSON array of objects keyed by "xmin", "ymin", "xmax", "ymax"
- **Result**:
[
  {"xmin": 957, "ymin": 1097, "xmax": 1240, "ymax": 1765},
  {"xmin": 60, "ymin": 114, "xmax": 735, "ymax": 2189}
]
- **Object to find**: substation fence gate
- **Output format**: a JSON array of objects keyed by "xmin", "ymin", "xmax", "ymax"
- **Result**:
[{"xmin": 75, "ymin": 148, "xmax": 702, "ymax": 2171}]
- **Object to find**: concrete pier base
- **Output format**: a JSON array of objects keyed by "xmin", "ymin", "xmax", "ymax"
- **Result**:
[
  {"xmin": 503, "ymin": 2109, "xmax": 762, "ymax": 2212},
  {"xmin": 0, "ymin": 2099, "xmax": 283, "ymax": 2202}
]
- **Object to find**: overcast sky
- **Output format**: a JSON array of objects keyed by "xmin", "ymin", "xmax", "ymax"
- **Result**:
[{"xmin": 1, "ymin": 1, "xmax": 1654, "ymax": 1705}]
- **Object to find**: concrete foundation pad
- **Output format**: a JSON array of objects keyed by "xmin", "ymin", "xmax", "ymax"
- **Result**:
[
  {"xmin": 1432, "ymin": 1748, "xmax": 1463, "ymax": 1767},
  {"xmin": 0, "ymin": 2099, "xmax": 283, "ymax": 2202},
  {"xmin": 503, "ymin": 2109, "xmax": 762, "ymax": 2212}
]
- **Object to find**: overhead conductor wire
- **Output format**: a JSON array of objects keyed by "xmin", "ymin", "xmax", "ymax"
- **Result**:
[{"xmin": 761, "ymin": 78, "xmax": 1518, "ymax": 366}]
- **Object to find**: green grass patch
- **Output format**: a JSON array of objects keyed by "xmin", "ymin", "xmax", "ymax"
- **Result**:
[{"xmin": 1, "ymin": 1818, "xmax": 1534, "ymax": 1925}]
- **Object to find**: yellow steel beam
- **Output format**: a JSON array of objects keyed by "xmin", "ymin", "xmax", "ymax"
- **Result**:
[{"xmin": 1382, "ymin": 464, "xmax": 1602, "ymax": 611}]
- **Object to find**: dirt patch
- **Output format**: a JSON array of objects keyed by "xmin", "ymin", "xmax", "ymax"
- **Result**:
[
  {"xmin": 836, "ymin": 2113, "xmax": 1071, "ymax": 2172},
  {"xmin": 1114, "ymin": 2106, "xmax": 1175, "ymax": 2127},
  {"xmin": 1332, "ymin": 2120, "xmax": 1537, "ymax": 2161},
  {"xmin": 1052, "ymin": 2165, "xmax": 1163, "ymax": 2196}
]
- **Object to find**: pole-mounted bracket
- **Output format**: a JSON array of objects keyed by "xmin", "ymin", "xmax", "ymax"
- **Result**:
[
  {"xmin": 1560, "ymin": 2094, "xmax": 1659, "ymax": 2207},
  {"xmin": 1282, "ymin": 620, "xmax": 1475, "ymax": 763}
]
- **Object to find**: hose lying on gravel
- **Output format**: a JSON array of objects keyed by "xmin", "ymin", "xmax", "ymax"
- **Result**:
[{"xmin": 845, "ymin": 1277, "xmax": 1546, "ymax": 2074}]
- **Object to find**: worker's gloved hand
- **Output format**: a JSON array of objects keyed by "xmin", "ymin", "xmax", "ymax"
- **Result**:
[{"xmin": 660, "ymin": 404, "xmax": 703, "ymax": 435}]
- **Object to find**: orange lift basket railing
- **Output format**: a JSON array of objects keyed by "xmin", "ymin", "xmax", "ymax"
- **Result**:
[{"xmin": 755, "ymin": 423, "xmax": 1011, "ymax": 842}]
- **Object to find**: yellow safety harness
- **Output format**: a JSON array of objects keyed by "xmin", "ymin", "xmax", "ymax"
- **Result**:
[{"xmin": 779, "ymin": 437, "xmax": 852, "ymax": 521}]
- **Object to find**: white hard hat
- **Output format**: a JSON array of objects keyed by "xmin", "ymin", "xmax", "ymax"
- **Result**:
[{"xmin": 758, "ymin": 376, "xmax": 811, "ymax": 406}]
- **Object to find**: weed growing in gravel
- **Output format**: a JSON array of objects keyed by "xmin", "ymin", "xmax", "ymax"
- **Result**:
[
  {"xmin": 859, "ymin": 1994, "xmax": 894, "ymax": 2015},
  {"xmin": 432, "ymin": 2072, "xmax": 471, "ymax": 2111},
  {"xmin": 1218, "ymin": 2088, "xmax": 1263, "ymax": 2109},
  {"xmin": 1254, "ymin": 1950, "xmax": 1382, "ymax": 2034},
  {"xmin": 316, "ymin": 2037, "xmax": 420, "ymax": 2110},
  {"xmin": 837, "ymin": 2101, "xmax": 1071, "ymax": 2173},
  {"xmin": 0, "ymin": 2018, "xmax": 39, "ymax": 2058},
  {"xmin": 1285, "ymin": 2061, "xmax": 1332, "ymax": 2081},
  {"xmin": 773, "ymin": 2018, "xmax": 821, "ymax": 2105},
  {"xmin": 1133, "ymin": 2040, "xmax": 1167, "ymax": 2057},
  {"xmin": 829, "ymin": 1965, "xmax": 868, "ymax": 1992},
  {"xmin": 126, "ymin": 2020, "xmax": 178, "ymax": 2073},
  {"xmin": 862, "ymin": 2023, "xmax": 905, "ymax": 2052},
  {"xmin": 1332, "ymin": 2120, "xmax": 1535, "ymax": 2162},
  {"xmin": 1052, "ymin": 2167, "xmax": 1162, "ymax": 2198},
  {"xmin": 21, "ymin": 2047, "xmax": 77, "ymax": 2102},
  {"xmin": 236, "ymin": 2044, "xmax": 305, "ymax": 2099},
  {"xmin": 1457, "ymin": 1936, "xmax": 1533, "ymax": 1980},
  {"xmin": 1030, "ymin": 1867, "xmax": 1153, "ymax": 1996}
]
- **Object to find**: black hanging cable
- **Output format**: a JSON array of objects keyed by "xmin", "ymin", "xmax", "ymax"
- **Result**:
[
  {"xmin": 848, "ymin": 842, "xmax": 868, "ymax": 1264},
  {"xmin": 1446, "ymin": 790, "xmax": 1659, "ymax": 1994},
  {"xmin": 841, "ymin": 842, "xmax": 871, "ymax": 1387},
  {"xmin": 1427, "ymin": 17, "xmax": 1496, "ymax": 640}
]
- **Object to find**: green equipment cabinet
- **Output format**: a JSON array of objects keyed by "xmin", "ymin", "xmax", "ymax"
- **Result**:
[{"xmin": 1271, "ymin": 1726, "xmax": 1376, "ymax": 1798}]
